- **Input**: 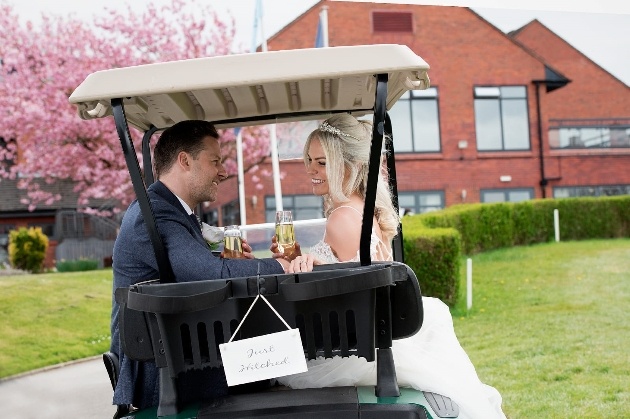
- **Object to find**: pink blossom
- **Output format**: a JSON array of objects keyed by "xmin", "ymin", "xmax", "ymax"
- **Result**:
[{"xmin": 0, "ymin": 0, "xmax": 272, "ymax": 213}]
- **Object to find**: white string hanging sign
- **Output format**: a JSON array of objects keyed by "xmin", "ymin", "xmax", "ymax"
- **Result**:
[{"xmin": 219, "ymin": 290, "xmax": 307, "ymax": 387}]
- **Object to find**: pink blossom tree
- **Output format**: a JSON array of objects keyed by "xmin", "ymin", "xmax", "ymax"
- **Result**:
[{"xmin": 0, "ymin": 0, "xmax": 270, "ymax": 212}]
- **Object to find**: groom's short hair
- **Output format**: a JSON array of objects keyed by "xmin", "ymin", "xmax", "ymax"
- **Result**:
[{"xmin": 154, "ymin": 120, "xmax": 219, "ymax": 178}]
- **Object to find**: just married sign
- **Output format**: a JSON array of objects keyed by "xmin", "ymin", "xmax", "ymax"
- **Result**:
[
  {"xmin": 219, "ymin": 328, "xmax": 307, "ymax": 386},
  {"xmin": 219, "ymin": 293, "xmax": 307, "ymax": 387}
]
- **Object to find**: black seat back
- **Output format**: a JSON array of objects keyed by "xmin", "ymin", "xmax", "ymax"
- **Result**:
[{"xmin": 115, "ymin": 262, "xmax": 423, "ymax": 416}]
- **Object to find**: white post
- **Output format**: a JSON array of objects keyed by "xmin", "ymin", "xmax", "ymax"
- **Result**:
[
  {"xmin": 320, "ymin": 6, "xmax": 329, "ymax": 47},
  {"xmin": 269, "ymin": 124, "xmax": 283, "ymax": 211},
  {"xmin": 257, "ymin": 1, "xmax": 283, "ymax": 211},
  {"xmin": 236, "ymin": 129, "xmax": 246, "ymax": 226},
  {"xmin": 554, "ymin": 209, "xmax": 560, "ymax": 242},
  {"xmin": 466, "ymin": 258, "xmax": 473, "ymax": 311}
]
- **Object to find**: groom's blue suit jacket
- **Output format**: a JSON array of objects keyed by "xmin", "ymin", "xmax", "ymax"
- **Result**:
[{"xmin": 110, "ymin": 181, "xmax": 283, "ymax": 408}]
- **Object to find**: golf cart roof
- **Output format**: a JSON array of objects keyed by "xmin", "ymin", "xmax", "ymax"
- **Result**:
[{"xmin": 69, "ymin": 44, "xmax": 430, "ymax": 131}]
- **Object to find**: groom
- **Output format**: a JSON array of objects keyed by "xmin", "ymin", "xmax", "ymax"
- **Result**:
[{"xmin": 110, "ymin": 120, "xmax": 289, "ymax": 409}]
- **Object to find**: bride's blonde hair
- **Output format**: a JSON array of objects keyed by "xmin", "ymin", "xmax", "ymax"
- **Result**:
[{"xmin": 303, "ymin": 114, "xmax": 400, "ymax": 243}]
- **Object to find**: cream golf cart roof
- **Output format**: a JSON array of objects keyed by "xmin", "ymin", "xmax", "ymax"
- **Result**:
[{"xmin": 69, "ymin": 44, "xmax": 429, "ymax": 131}]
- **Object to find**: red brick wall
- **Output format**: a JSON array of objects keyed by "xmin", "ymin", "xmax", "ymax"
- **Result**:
[
  {"xmin": 510, "ymin": 19, "xmax": 630, "ymax": 193},
  {"xmin": 207, "ymin": 1, "xmax": 629, "ymax": 222},
  {"xmin": 511, "ymin": 20, "xmax": 630, "ymax": 119},
  {"xmin": 265, "ymin": 1, "xmax": 559, "ymax": 204}
]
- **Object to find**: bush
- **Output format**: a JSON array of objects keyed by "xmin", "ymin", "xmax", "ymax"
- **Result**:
[
  {"xmin": 417, "ymin": 195, "xmax": 630, "ymax": 256},
  {"xmin": 401, "ymin": 218, "xmax": 461, "ymax": 306},
  {"xmin": 56, "ymin": 258, "xmax": 99, "ymax": 272},
  {"xmin": 402, "ymin": 195, "xmax": 630, "ymax": 306},
  {"xmin": 8, "ymin": 227, "xmax": 49, "ymax": 273}
]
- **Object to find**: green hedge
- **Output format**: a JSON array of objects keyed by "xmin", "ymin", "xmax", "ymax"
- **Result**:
[
  {"xmin": 402, "ymin": 195, "xmax": 630, "ymax": 305},
  {"xmin": 56, "ymin": 258, "xmax": 100, "ymax": 272},
  {"xmin": 401, "ymin": 217, "xmax": 461, "ymax": 305}
]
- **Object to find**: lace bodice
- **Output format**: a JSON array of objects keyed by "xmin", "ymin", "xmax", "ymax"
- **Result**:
[{"xmin": 310, "ymin": 206, "xmax": 393, "ymax": 263}]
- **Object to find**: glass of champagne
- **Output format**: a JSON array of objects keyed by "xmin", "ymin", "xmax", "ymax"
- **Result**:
[
  {"xmin": 275, "ymin": 210, "xmax": 296, "ymax": 259},
  {"xmin": 223, "ymin": 225, "xmax": 244, "ymax": 259}
]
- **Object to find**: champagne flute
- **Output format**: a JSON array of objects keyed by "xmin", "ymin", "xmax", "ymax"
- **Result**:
[
  {"xmin": 223, "ymin": 225, "xmax": 244, "ymax": 259},
  {"xmin": 275, "ymin": 210, "xmax": 296, "ymax": 258}
]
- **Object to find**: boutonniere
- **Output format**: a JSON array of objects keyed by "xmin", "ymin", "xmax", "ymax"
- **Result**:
[{"xmin": 201, "ymin": 222, "xmax": 224, "ymax": 250}]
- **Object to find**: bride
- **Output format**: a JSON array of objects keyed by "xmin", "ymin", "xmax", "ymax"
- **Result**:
[{"xmin": 270, "ymin": 114, "xmax": 506, "ymax": 419}]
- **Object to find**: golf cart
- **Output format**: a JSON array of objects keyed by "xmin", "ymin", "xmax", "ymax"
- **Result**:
[{"xmin": 70, "ymin": 44, "xmax": 460, "ymax": 419}]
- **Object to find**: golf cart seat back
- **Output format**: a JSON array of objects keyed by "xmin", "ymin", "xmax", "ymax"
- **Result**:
[{"xmin": 116, "ymin": 262, "xmax": 425, "ymax": 417}]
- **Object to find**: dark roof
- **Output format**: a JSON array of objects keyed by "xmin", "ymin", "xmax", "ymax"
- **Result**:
[{"xmin": 0, "ymin": 177, "xmax": 114, "ymax": 213}]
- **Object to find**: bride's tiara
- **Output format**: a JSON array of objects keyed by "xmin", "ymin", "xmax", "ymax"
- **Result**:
[{"xmin": 319, "ymin": 121, "xmax": 362, "ymax": 141}]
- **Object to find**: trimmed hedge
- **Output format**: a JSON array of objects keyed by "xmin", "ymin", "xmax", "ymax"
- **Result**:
[
  {"xmin": 402, "ymin": 195, "xmax": 630, "ymax": 305},
  {"xmin": 56, "ymin": 258, "xmax": 100, "ymax": 272},
  {"xmin": 402, "ymin": 219, "xmax": 461, "ymax": 305}
]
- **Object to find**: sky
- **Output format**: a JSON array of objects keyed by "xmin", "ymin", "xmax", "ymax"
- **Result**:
[{"xmin": 4, "ymin": 0, "xmax": 630, "ymax": 86}]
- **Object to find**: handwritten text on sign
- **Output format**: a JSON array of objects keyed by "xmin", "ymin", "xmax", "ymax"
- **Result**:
[{"xmin": 219, "ymin": 329, "xmax": 307, "ymax": 386}]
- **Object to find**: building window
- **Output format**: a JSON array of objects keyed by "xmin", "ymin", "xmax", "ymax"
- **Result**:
[
  {"xmin": 265, "ymin": 195, "xmax": 323, "ymax": 223},
  {"xmin": 372, "ymin": 11, "xmax": 413, "ymax": 33},
  {"xmin": 221, "ymin": 201, "xmax": 240, "ymax": 226},
  {"xmin": 553, "ymin": 185, "xmax": 630, "ymax": 198},
  {"xmin": 398, "ymin": 191, "xmax": 444, "ymax": 214},
  {"xmin": 0, "ymin": 224, "xmax": 16, "ymax": 265},
  {"xmin": 202, "ymin": 209, "xmax": 219, "ymax": 227},
  {"xmin": 389, "ymin": 87, "xmax": 441, "ymax": 153},
  {"xmin": 548, "ymin": 119, "xmax": 630, "ymax": 149},
  {"xmin": 27, "ymin": 222, "xmax": 54, "ymax": 237},
  {"xmin": 481, "ymin": 188, "xmax": 534, "ymax": 203},
  {"xmin": 474, "ymin": 86, "xmax": 530, "ymax": 151}
]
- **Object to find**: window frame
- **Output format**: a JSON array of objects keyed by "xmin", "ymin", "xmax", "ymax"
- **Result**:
[
  {"xmin": 474, "ymin": 85, "xmax": 531, "ymax": 152},
  {"xmin": 397, "ymin": 190, "xmax": 445, "ymax": 214},
  {"xmin": 221, "ymin": 200, "xmax": 240, "ymax": 226},
  {"xmin": 548, "ymin": 119, "xmax": 630, "ymax": 149},
  {"xmin": 265, "ymin": 194, "xmax": 324, "ymax": 223},
  {"xmin": 480, "ymin": 188, "xmax": 534, "ymax": 203},
  {"xmin": 388, "ymin": 87, "xmax": 441, "ymax": 153},
  {"xmin": 553, "ymin": 184, "xmax": 630, "ymax": 198}
]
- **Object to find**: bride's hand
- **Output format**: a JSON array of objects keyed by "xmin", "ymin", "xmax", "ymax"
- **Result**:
[
  {"xmin": 287, "ymin": 254, "xmax": 317, "ymax": 273},
  {"xmin": 269, "ymin": 235, "xmax": 283, "ymax": 259},
  {"xmin": 270, "ymin": 235, "xmax": 302, "ymax": 261}
]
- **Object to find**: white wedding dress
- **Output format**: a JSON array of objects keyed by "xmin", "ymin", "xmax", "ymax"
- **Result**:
[{"xmin": 277, "ymin": 208, "xmax": 507, "ymax": 419}]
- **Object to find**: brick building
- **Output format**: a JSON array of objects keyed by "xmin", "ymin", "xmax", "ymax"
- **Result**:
[
  {"xmin": 207, "ymin": 1, "xmax": 630, "ymax": 225},
  {"xmin": 0, "ymin": 177, "xmax": 118, "ymax": 268}
]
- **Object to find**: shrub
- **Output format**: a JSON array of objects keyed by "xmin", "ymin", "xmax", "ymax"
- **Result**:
[
  {"xmin": 402, "ymin": 221, "xmax": 461, "ymax": 305},
  {"xmin": 416, "ymin": 195, "xmax": 630, "ymax": 256},
  {"xmin": 56, "ymin": 258, "xmax": 99, "ymax": 272},
  {"xmin": 402, "ymin": 195, "xmax": 630, "ymax": 306},
  {"xmin": 8, "ymin": 227, "xmax": 49, "ymax": 273}
]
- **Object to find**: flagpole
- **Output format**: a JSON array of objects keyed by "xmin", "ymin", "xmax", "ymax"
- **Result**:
[
  {"xmin": 236, "ymin": 128, "xmax": 247, "ymax": 226},
  {"xmin": 257, "ymin": 1, "xmax": 284, "ymax": 211},
  {"xmin": 320, "ymin": 6, "xmax": 329, "ymax": 47},
  {"xmin": 235, "ymin": 0, "xmax": 284, "ymax": 229}
]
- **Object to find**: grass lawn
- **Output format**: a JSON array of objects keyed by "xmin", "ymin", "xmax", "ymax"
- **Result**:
[
  {"xmin": 0, "ymin": 239, "xmax": 628, "ymax": 418},
  {"xmin": 451, "ymin": 238, "xmax": 630, "ymax": 418},
  {"xmin": 0, "ymin": 269, "xmax": 112, "ymax": 378}
]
